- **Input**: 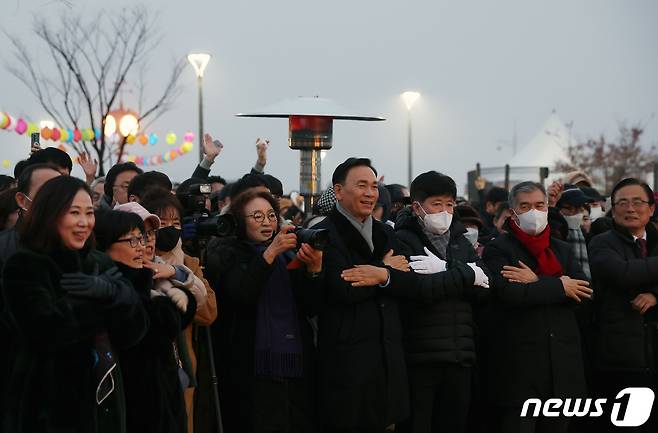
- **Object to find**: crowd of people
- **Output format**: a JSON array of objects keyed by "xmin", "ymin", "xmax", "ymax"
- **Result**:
[{"xmin": 0, "ymin": 133, "xmax": 657, "ymax": 433}]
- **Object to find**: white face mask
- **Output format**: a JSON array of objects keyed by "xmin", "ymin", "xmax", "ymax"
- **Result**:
[
  {"xmin": 564, "ymin": 213, "xmax": 584, "ymax": 230},
  {"xmin": 589, "ymin": 206, "xmax": 605, "ymax": 222},
  {"xmin": 416, "ymin": 202, "xmax": 452, "ymax": 235},
  {"xmin": 515, "ymin": 209, "xmax": 548, "ymax": 236},
  {"xmin": 464, "ymin": 227, "xmax": 479, "ymax": 247}
]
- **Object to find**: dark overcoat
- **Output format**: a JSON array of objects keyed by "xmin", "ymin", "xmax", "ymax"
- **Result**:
[
  {"xmin": 589, "ymin": 222, "xmax": 658, "ymax": 372},
  {"xmin": 314, "ymin": 208, "xmax": 416, "ymax": 431},
  {"xmin": 482, "ymin": 231, "xmax": 589, "ymax": 406}
]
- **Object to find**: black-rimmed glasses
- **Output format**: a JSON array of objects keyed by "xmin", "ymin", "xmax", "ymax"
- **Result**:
[{"xmin": 115, "ymin": 235, "xmax": 146, "ymax": 248}]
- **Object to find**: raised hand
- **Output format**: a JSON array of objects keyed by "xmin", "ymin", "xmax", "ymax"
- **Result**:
[
  {"xmin": 256, "ymin": 138, "xmax": 269, "ymax": 166},
  {"xmin": 547, "ymin": 180, "xmax": 564, "ymax": 207},
  {"xmin": 203, "ymin": 133, "xmax": 223, "ymax": 162},
  {"xmin": 383, "ymin": 249, "xmax": 410, "ymax": 272},
  {"xmin": 78, "ymin": 152, "xmax": 98, "ymax": 181},
  {"xmin": 501, "ymin": 260, "xmax": 539, "ymax": 284},
  {"xmin": 341, "ymin": 265, "xmax": 389, "ymax": 287}
]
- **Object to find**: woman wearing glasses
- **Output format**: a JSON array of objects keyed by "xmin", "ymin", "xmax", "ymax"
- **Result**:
[
  {"xmin": 204, "ymin": 190, "xmax": 324, "ymax": 433},
  {"xmin": 94, "ymin": 209, "xmax": 197, "ymax": 433},
  {"xmin": 1, "ymin": 176, "xmax": 147, "ymax": 433}
]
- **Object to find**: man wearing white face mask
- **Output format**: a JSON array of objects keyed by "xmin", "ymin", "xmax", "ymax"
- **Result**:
[
  {"xmin": 556, "ymin": 187, "xmax": 591, "ymax": 278},
  {"xmin": 394, "ymin": 171, "xmax": 490, "ymax": 433},
  {"xmin": 482, "ymin": 181, "xmax": 592, "ymax": 433}
]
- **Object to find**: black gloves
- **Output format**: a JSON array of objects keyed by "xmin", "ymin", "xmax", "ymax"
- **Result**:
[{"xmin": 61, "ymin": 265, "xmax": 122, "ymax": 302}]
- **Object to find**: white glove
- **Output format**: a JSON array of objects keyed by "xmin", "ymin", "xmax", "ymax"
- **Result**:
[
  {"xmin": 163, "ymin": 287, "xmax": 189, "ymax": 312},
  {"xmin": 467, "ymin": 263, "xmax": 490, "ymax": 288},
  {"xmin": 409, "ymin": 247, "xmax": 447, "ymax": 274}
]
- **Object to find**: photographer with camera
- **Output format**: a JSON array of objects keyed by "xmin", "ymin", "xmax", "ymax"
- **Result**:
[{"xmin": 204, "ymin": 190, "xmax": 324, "ymax": 433}]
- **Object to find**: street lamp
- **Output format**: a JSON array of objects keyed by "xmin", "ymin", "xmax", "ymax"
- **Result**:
[
  {"xmin": 188, "ymin": 52, "xmax": 211, "ymax": 163},
  {"xmin": 401, "ymin": 91, "xmax": 420, "ymax": 187}
]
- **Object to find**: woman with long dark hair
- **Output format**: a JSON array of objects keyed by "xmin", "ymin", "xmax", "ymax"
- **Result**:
[
  {"xmin": 94, "ymin": 209, "xmax": 197, "ymax": 433},
  {"xmin": 1, "ymin": 176, "xmax": 147, "ymax": 433},
  {"xmin": 204, "ymin": 190, "xmax": 324, "ymax": 433}
]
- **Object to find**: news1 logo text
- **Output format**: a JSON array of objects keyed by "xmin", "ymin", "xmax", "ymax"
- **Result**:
[{"xmin": 520, "ymin": 388, "xmax": 655, "ymax": 427}]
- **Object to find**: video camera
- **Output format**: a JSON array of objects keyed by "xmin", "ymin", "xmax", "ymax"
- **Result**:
[{"xmin": 176, "ymin": 183, "xmax": 224, "ymax": 258}]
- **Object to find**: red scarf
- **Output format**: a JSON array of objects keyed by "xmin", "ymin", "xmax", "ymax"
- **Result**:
[{"xmin": 508, "ymin": 219, "xmax": 563, "ymax": 277}]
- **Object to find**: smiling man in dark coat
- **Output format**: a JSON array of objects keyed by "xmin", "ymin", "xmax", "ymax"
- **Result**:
[
  {"xmin": 482, "ymin": 181, "xmax": 591, "ymax": 433},
  {"xmin": 315, "ymin": 158, "xmax": 416, "ymax": 433},
  {"xmin": 589, "ymin": 178, "xmax": 658, "ymax": 432}
]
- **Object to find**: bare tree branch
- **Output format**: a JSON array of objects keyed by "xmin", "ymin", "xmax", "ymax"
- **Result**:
[{"xmin": 4, "ymin": 6, "xmax": 182, "ymax": 175}]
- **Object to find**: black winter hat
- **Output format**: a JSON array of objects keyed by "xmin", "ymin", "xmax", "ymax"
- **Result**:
[
  {"xmin": 455, "ymin": 204, "xmax": 483, "ymax": 230},
  {"xmin": 410, "ymin": 171, "xmax": 456, "ymax": 202}
]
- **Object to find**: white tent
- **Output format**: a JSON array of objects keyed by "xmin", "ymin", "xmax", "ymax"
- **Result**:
[{"xmin": 509, "ymin": 111, "xmax": 572, "ymax": 168}]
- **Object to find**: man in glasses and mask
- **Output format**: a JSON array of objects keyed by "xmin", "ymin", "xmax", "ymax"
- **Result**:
[{"xmin": 482, "ymin": 181, "xmax": 591, "ymax": 433}]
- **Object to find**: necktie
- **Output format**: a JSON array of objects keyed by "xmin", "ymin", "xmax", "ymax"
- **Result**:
[{"xmin": 636, "ymin": 238, "xmax": 648, "ymax": 258}]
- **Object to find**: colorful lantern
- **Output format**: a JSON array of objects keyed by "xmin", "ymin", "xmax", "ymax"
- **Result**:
[{"xmin": 15, "ymin": 118, "xmax": 27, "ymax": 135}]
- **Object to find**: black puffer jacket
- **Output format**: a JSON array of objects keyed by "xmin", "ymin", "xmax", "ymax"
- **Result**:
[
  {"xmin": 589, "ymin": 222, "xmax": 658, "ymax": 372},
  {"xmin": 394, "ymin": 207, "xmax": 490, "ymax": 366}
]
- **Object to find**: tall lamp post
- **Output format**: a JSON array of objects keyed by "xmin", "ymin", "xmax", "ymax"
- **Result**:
[
  {"xmin": 188, "ymin": 53, "xmax": 211, "ymax": 163},
  {"xmin": 401, "ymin": 91, "xmax": 420, "ymax": 187}
]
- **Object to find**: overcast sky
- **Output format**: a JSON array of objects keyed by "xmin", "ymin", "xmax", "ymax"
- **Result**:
[{"xmin": 1, "ymin": 0, "xmax": 657, "ymax": 193}]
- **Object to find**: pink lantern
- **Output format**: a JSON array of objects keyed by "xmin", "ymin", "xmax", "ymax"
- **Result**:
[{"xmin": 15, "ymin": 118, "xmax": 28, "ymax": 135}]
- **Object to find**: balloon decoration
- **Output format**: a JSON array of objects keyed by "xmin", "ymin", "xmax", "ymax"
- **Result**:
[
  {"xmin": 0, "ymin": 113, "xmax": 11, "ymax": 129},
  {"xmin": 122, "ymin": 141, "xmax": 193, "ymax": 167},
  {"xmin": 15, "ymin": 118, "xmax": 27, "ymax": 135},
  {"xmin": 1, "ymin": 108, "xmax": 194, "ymax": 168}
]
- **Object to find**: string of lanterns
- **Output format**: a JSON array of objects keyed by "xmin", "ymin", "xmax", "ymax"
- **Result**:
[{"xmin": 1, "ymin": 111, "xmax": 194, "ymax": 169}]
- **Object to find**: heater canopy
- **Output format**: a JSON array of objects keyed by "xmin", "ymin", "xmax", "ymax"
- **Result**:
[
  {"xmin": 236, "ymin": 96, "xmax": 385, "ymax": 121},
  {"xmin": 237, "ymin": 96, "xmax": 384, "ymax": 150}
]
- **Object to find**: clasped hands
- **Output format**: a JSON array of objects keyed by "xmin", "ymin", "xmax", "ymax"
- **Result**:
[
  {"xmin": 502, "ymin": 260, "xmax": 593, "ymax": 303},
  {"xmin": 340, "ymin": 249, "xmax": 407, "ymax": 287},
  {"xmin": 410, "ymin": 247, "xmax": 489, "ymax": 288}
]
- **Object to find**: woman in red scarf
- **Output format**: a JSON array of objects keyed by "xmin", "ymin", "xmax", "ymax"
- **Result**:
[{"xmin": 482, "ymin": 181, "xmax": 591, "ymax": 433}]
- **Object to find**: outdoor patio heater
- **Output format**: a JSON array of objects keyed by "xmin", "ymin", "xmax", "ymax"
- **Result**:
[{"xmin": 237, "ymin": 96, "xmax": 384, "ymax": 211}]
